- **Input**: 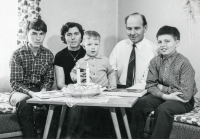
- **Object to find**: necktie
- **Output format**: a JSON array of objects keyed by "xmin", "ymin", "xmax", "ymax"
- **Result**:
[{"xmin": 126, "ymin": 44, "xmax": 136, "ymax": 88}]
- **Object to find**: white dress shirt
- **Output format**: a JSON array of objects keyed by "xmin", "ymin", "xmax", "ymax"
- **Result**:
[{"xmin": 109, "ymin": 37, "xmax": 158, "ymax": 89}]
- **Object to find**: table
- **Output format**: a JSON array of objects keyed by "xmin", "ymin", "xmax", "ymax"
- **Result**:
[{"xmin": 27, "ymin": 95, "xmax": 138, "ymax": 139}]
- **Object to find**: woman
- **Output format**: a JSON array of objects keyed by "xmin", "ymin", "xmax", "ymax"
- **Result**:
[
  {"xmin": 54, "ymin": 22, "xmax": 86, "ymax": 138},
  {"xmin": 54, "ymin": 22, "xmax": 86, "ymax": 88},
  {"xmin": 129, "ymin": 26, "xmax": 198, "ymax": 139}
]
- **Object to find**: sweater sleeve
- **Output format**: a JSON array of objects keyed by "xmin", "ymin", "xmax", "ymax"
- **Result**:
[{"xmin": 145, "ymin": 58, "xmax": 164, "ymax": 98}]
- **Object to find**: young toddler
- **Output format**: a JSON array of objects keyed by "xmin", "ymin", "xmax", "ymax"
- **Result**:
[{"xmin": 70, "ymin": 30, "xmax": 116, "ymax": 89}]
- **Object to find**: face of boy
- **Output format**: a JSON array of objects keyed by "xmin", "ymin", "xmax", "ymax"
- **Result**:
[
  {"xmin": 157, "ymin": 34, "xmax": 179, "ymax": 58},
  {"xmin": 84, "ymin": 38, "xmax": 100, "ymax": 57},
  {"xmin": 65, "ymin": 27, "xmax": 82, "ymax": 50},
  {"xmin": 27, "ymin": 29, "xmax": 46, "ymax": 48}
]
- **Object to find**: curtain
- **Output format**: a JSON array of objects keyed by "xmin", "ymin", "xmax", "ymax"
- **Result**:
[{"xmin": 18, "ymin": 0, "xmax": 41, "ymax": 46}]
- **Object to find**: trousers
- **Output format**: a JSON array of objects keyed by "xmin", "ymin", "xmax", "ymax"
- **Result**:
[
  {"xmin": 129, "ymin": 93, "xmax": 194, "ymax": 139},
  {"xmin": 10, "ymin": 87, "xmax": 43, "ymax": 139}
]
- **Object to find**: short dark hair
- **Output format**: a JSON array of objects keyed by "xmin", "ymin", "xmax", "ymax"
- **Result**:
[
  {"xmin": 60, "ymin": 22, "xmax": 84, "ymax": 44},
  {"xmin": 156, "ymin": 26, "xmax": 180, "ymax": 40},
  {"xmin": 125, "ymin": 12, "xmax": 147, "ymax": 26},
  {"xmin": 26, "ymin": 19, "xmax": 47, "ymax": 33},
  {"xmin": 83, "ymin": 30, "xmax": 101, "ymax": 42}
]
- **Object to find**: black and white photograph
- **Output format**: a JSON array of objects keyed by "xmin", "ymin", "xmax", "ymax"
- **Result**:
[{"xmin": 0, "ymin": 0, "xmax": 200, "ymax": 139}]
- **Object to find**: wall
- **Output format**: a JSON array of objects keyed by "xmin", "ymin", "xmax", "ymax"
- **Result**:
[
  {"xmin": 118, "ymin": 0, "xmax": 200, "ymax": 97},
  {"xmin": 40, "ymin": 0, "xmax": 118, "ymax": 57},
  {"xmin": 0, "ymin": 1, "xmax": 18, "ymax": 92}
]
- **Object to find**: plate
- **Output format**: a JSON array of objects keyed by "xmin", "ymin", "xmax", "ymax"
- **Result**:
[{"xmin": 65, "ymin": 91, "xmax": 101, "ymax": 98}]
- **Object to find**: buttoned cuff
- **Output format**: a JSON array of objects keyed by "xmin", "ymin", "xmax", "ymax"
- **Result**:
[
  {"xmin": 157, "ymin": 91, "xmax": 164, "ymax": 98},
  {"xmin": 162, "ymin": 86, "xmax": 168, "ymax": 93},
  {"xmin": 23, "ymin": 88, "xmax": 31, "ymax": 95}
]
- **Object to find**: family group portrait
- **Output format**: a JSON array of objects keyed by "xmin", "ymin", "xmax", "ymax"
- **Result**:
[{"xmin": 0, "ymin": 0, "xmax": 200, "ymax": 139}]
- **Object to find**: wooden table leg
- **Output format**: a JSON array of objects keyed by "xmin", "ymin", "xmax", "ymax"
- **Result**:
[
  {"xmin": 109, "ymin": 107, "xmax": 122, "ymax": 139},
  {"xmin": 120, "ymin": 108, "xmax": 132, "ymax": 139},
  {"xmin": 43, "ymin": 105, "xmax": 55, "ymax": 139},
  {"xmin": 56, "ymin": 105, "xmax": 67, "ymax": 139}
]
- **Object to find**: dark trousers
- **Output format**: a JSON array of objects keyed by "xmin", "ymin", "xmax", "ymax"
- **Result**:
[
  {"xmin": 17, "ymin": 97, "xmax": 37, "ymax": 139},
  {"xmin": 16, "ymin": 87, "xmax": 41, "ymax": 139},
  {"xmin": 60, "ymin": 106, "xmax": 84, "ymax": 139},
  {"xmin": 83, "ymin": 107, "xmax": 114, "ymax": 138},
  {"xmin": 129, "ymin": 94, "xmax": 194, "ymax": 139}
]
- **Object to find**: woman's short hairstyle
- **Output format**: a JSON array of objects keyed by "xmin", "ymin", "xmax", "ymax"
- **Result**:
[
  {"xmin": 156, "ymin": 26, "xmax": 180, "ymax": 40},
  {"xmin": 125, "ymin": 12, "xmax": 147, "ymax": 27},
  {"xmin": 83, "ymin": 30, "xmax": 101, "ymax": 42},
  {"xmin": 26, "ymin": 19, "xmax": 47, "ymax": 34},
  {"xmin": 60, "ymin": 22, "xmax": 84, "ymax": 44}
]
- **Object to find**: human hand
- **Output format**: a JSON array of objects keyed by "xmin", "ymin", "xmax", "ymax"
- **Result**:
[
  {"xmin": 162, "ymin": 92, "xmax": 188, "ymax": 103},
  {"xmin": 80, "ymin": 69, "xmax": 86, "ymax": 82},
  {"xmin": 28, "ymin": 91, "xmax": 36, "ymax": 98},
  {"xmin": 107, "ymin": 86, "xmax": 116, "ymax": 90},
  {"xmin": 40, "ymin": 88, "xmax": 46, "ymax": 92},
  {"xmin": 157, "ymin": 84, "xmax": 163, "ymax": 91}
]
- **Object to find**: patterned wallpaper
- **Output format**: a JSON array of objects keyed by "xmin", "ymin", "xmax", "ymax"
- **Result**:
[{"xmin": 18, "ymin": 0, "xmax": 41, "ymax": 46}]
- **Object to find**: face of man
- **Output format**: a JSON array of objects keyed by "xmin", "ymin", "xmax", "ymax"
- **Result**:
[
  {"xmin": 126, "ymin": 15, "xmax": 147, "ymax": 44},
  {"xmin": 65, "ymin": 27, "xmax": 82, "ymax": 50},
  {"xmin": 83, "ymin": 38, "xmax": 100, "ymax": 57},
  {"xmin": 157, "ymin": 34, "xmax": 179, "ymax": 58},
  {"xmin": 27, "ymin": 29, "xmax": 46, "ymax": 48}
]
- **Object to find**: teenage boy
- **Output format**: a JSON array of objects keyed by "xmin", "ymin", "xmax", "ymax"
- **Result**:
[
  {"xmin": 9, "ymin": 19, "xmax": 54, "ymax": 139},
  {"xmin": 130, "ymin": 26, "xmax": 197, "ymax": 139}
]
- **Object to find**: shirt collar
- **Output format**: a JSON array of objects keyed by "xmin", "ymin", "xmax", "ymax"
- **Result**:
[
  {"xmin": 20, "ymin": 42, "xmax": 45, "ymax": 53},
  {"xmin": 161, "ymin": 51, "xmax": 178, "ymax": 62},
  {"xmin": 126, "ymin": 37, "xmax": 147, "ymax": 50},
  {"xmin": 83, "ymin": 54, "xmax": 103, "ymax": 60}
]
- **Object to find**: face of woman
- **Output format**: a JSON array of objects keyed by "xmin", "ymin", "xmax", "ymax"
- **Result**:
[
  {"xmin": 65, "ymin": 27, "xmax": 82, "ymax": 50},
  {"xmin": 157, "ymin": 34, "xmax": 179, "ymax": 58}
]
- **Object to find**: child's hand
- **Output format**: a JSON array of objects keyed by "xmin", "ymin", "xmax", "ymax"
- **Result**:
[{"xmin": 80, "ymin": 69, "xmax": 86, "ymax": 82}]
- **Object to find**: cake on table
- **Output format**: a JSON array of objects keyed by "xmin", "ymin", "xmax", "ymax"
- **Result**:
[{"xmin": 62, "ymin": 83, "xmax": 102, "ymax": 97}]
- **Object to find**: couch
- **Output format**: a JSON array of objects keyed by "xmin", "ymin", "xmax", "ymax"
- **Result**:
[
  {"xmin": 0, "ymin": 92, "xmax": 46, "ymax": 139},
  {"xmin": 0, "ymin": 92, "xmax": 22, "ymax": 139},
  {"xmin": 144, "ymin": 97, "xmax": 200, "ymax": 139}
]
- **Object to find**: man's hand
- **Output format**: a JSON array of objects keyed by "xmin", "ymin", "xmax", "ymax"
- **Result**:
[
  {"xmin": 28, "ymin": 91, "xmax": 36, "ymax": 98},
  {"xmin": 107, "ymin": 86, "xmax": 116, "ymax": 90},
  {"xmin": 40, "ymin": 88, "xmax": 46, "ymax": 92},
  {"xmin": 162, "ymin": 92, "xmax": 188, "ymax": 103}
]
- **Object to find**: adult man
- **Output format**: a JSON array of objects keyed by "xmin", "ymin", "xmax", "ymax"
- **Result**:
[
  {"xmin": 9, "ymin": 19, "xmax": 54, "ymax": 139},
  {"xmin": 109, "ymin": 12, "xmax": 157, "ymax": 89}
]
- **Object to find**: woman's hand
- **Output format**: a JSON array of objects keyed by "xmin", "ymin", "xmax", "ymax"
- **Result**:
[{"xmin": 162, "ymin": 92, "xmax": 189, "ymax": 103}]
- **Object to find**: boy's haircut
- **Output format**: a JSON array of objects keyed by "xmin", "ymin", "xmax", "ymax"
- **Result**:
[
  {"xmin": 156, "ymin": 25, "xmax": 180, "ymax": 40},
  {"xmin": 26, "ymin": 19, "xmax": 47, "ymax": 33},
  {"xmin": 60, "ymin": 22, "xmax": 84, "ymax": 44},
  {"xmin": 83, "ymin": 30, "xmax": 101, "ymax": 41},
  {"xmin": 125, "ymin": 12, "xmax": 147, "ymax": 27}
]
